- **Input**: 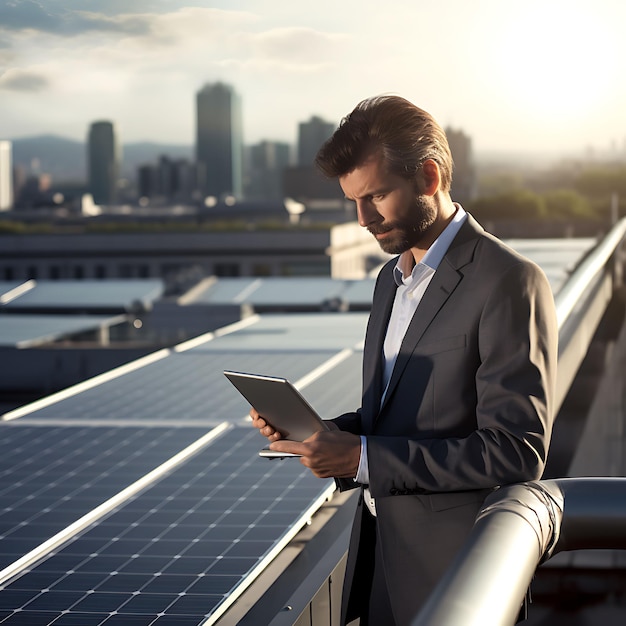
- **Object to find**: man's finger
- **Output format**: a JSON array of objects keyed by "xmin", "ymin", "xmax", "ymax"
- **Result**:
[{"xmin": 270, "ymin": 440, "xmax": 307, "ymax": 455}]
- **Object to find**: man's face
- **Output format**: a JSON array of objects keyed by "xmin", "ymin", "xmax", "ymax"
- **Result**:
[{"xmin": 339, "ymin": 152, "xmax": 438, "ymax": 255}]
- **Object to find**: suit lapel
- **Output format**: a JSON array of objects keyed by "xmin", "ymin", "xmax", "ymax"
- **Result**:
[
  {"xmin": 362, "ymin": 260, "xmax": 397, "ymax": 433},
  {"xmin": 379, "ymin": 215, "xmax": 483, "ymax": 414}
]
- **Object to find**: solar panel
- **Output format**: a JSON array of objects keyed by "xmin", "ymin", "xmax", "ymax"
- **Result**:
[
  {"xmin": 237, "ymin": 277, "xmax": 344, "ymax": 306},
  {"xmin": 183, "ymin": 312, "xmax": 368, "ymax": 353},
  {"xmin": 3, "ymin": 280, "xmax": 164, "ymax": 312},
  {"xmin": 0, "ymin": 281, "xmax": 34, "ymax": 305},
  {"xmin": 14, "ymin": 350, "xmax": 342, "ymax": 423},
  {"xmin": 297, "ymin": 350, "xmax": 364, "ymax": 417},
  {"xmin": 0, "ymin": 424, "xmax": 218, "ymax": 572},
  {"xmin": 0, "ymin": 314, "xmax": 126, "ymax": 348},
  {"xmin": 12, "ymin": 313, "xmax": 368, "ymax": 423},
  {"xmin": 191, "ymin": 278, "xmax": 260, "ymax": 304},
  {"xmin": 0, "ymin": 281, "xmax": 26, "ymax": 295},
  {"xmin": 190, "ymin": 277, "xmax": 346, "ymax": 307},
  {"xmin": 342, "ymin": 279, "xmax": 376, "ymax": 307},
  {"xmin": 0, "ymin": 426, "xmax": 335, "ymax": 626}
]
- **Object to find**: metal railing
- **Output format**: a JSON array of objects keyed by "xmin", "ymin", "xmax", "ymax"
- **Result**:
[
  {"xmin": 413, "ymin": 478, "xmax": 626, "ymax": 625},
  {"xmin": 553, "ymin": 217, "xmax": 626, "ymax": 412}
]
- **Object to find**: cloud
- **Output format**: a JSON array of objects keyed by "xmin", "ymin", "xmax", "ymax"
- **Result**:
[
  {"xmin": 132, "ymin": 6, "xmax": 258, "ymax": 46},
  {"xmin": 0, "ymin": 0, "xmax": 152, "ymax": 36},
  {"xmin": 122, "ymin": 13, "xmax": 350, "ymax": 75},
  {"xmin": 0, "ymin": 68, "xmax": 49, "ymax": 91},
  {"xmin": 250, "ymin": 27, "xmax": 350, "ymax": 67}
]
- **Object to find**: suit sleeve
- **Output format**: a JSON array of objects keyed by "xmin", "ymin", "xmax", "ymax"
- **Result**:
[
  {"xmin": 366, "ymin": 260, "xmax": 558, "ymax": 497},
  {"xmin": 331, "ymin": 410, "xmax": 363, "ymax": 435}
]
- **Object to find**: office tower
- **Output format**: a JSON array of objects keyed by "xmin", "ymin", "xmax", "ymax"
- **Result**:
[
  {"xmin": 137, "ymin": 164, "xmax": 158, "ymax": 200},
  {"xmin": 88, "ymin": 120, "xmax": 120, "ymax": 205},
  {"xmin": 138, "ymin": 157, "xmax": 196, "ymax": 203},
  {"xmin": 196, "ymin": 82, "xmax": 243, "ymax": 200},
  {"xmin": 297, "ymin": 116, "xmax": 334, "ymax": 166},
  {"xmin": 446, "ymin": 127, "xmax": 477, "ymax": 206},
  {"xmin": 246, "ymin": 140, "xmax": 291, "ymax": 200},
  {"xmin": 0, "ymin": 141, "xmax": 13, "ymax": 211},
  {"xmin": 281, "ymin": 115, "xmax": 341, "ymax": 203}
]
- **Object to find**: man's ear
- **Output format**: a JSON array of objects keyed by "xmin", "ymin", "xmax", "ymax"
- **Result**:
[{"xmin": 416, "ymin": 159, "xmax": 441, "ymax": 196}]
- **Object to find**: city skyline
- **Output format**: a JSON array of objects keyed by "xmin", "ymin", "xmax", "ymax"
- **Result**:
[{"xmin": 1, "ymin": 1, "xmax": 625, "ymax": 158}]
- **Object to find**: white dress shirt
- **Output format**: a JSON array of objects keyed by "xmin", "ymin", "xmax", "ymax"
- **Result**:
[{"xmin": 356, "ymin": 204, "xmax": 468, "ymax": 515}]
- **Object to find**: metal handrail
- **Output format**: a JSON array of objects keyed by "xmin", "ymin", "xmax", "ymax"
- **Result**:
[
  {"xmin": 554, "ymin": 217, "xmax": 626, "ymax": 330},
  {"xmin": 552, "ymin": 217, "xmax": 626, "ymax": 413},
  {"xmin": 413, "ymin": 478, "xmax": 626, "ymax": 626}
]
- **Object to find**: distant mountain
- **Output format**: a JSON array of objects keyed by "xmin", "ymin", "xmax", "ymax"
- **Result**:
[
  {"xmin": 11, "ymin": 135, "xmax": 86, "ymax": 182},
  {"xmin": 9, "ymin": 135, "xmax": 194, "ymax": 183}
]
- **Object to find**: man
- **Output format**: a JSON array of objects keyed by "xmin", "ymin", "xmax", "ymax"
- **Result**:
[{"xmin": 251, "ymin": 95, "xmax": 558, "ymax": 625}]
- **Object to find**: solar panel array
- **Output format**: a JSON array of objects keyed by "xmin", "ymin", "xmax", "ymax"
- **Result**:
[
  {"xmin": 0, "ymin": 279, "xmax": 168, "ymax": 350},
  {"xmin": 0, "ymin": 427, "xmax": 335, "ymax": 625},
  {"xmin": 197, "ymin": 240, "xmax": 600, "ymax": 310},
  {"xmin": 0, "ymin": 312, "xmax": 368, "ymax": 625}
]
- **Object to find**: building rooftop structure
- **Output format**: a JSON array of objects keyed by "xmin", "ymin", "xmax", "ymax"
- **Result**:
[{"xmin": 0, "ymin": 235, "xmax": 605, "ymax": 624}]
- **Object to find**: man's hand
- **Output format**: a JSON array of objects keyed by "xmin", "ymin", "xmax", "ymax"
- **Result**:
[
  {"xmin": 269, "ymin": 430, "xmax": 361, "ymax": 479},
  {"xmin": 249, "ymin": 408, "xmax": 360, "ymax": 479},
  {"xmin": 250, "ymin": 407, "xmax": 283, "ymax": 442}
]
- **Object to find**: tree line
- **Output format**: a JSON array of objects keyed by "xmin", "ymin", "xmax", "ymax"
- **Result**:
[{"xmin": 469, "ymin": 163, "xmax": 625, "ymax": 222}]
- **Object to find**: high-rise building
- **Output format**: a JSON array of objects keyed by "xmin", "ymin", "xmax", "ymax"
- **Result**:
[
  {"xmin": 87, "ymin": 121, "xmax": 120, "ymax": 205},
  {"xmin": 297, "ymin": 116, "xmax": 334, "ymax": 166},
  {"xmin": 281, "ymin": 115, "xmax": 340, "ymax": 203},
  {"xmin": 196, "ymin": 82, "xmax": 243, "ymax": 200},
  {"xmin": 137, "ymin": 157, "xmax": 196, "ymax": 204},
  {"xmin": 0, "ymin": 141, "xmax": 13, "ymax": 211},
  {"xmin": 246, "ymin": 140, "xmax": 291, "ymax": 200}
]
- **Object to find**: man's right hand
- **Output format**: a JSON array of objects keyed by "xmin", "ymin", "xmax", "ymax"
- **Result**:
[{"xmin": 250, "ymin": 407, "xmax": 284, "ymax": 443}]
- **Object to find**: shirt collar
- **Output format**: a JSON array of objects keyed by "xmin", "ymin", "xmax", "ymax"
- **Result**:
[{"xmin": 393, "ymin": 203, "xmax": 468, "ymax": 286}]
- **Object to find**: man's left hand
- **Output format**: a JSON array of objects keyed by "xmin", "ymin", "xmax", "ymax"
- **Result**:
[{"xmin": 269, "ymin": 430, "xmax": 360, "ymax": 479}]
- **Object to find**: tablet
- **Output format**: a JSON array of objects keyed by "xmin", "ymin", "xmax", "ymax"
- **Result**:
[{"xmin": 224, "ymin": 370, "xmax": 329, "ymax": 457}]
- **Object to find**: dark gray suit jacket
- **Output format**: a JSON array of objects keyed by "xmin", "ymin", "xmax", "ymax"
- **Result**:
[{"xmin": 334, "ymin": 214, "xmax": 558, "ymax": 625}]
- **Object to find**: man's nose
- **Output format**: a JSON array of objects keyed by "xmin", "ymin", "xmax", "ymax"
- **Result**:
[{"xmin": 356, "ymin": 199, "xmax": 378, "ymax": 228}]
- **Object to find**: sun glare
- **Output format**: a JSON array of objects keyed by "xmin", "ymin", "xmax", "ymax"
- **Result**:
[{"xmin": 492, "ymin": 2, "xmax": 617, "ymax": 121}]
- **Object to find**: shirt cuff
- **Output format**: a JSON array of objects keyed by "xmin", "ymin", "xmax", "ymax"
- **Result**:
[{"xmin": 355, "ymin": 435, "xmax": 370, "ymax": 484}]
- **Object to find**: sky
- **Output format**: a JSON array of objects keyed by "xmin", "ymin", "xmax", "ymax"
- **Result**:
[{"xmin": 0, "ymin": 0, "xmax": 625, "ymax": 157}]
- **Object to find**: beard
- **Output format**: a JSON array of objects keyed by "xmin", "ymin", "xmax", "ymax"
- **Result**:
[{"xmin": 368, "ymin": 195, "xmax": 438, "ymax": 254}]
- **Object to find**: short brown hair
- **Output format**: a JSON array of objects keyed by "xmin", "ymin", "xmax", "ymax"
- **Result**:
[{"xmin": 315, "ymin": 95, "xmax": 453, "ymax": 192}]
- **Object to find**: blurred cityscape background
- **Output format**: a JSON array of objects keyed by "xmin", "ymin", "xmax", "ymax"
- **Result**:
[{"xmin": 2, "ymin": 74, "xmax": 625, "ymax": 227}]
